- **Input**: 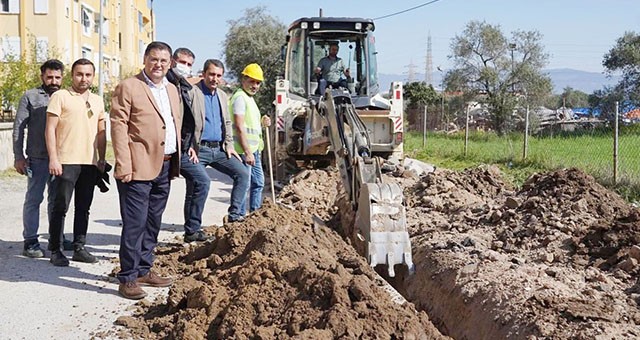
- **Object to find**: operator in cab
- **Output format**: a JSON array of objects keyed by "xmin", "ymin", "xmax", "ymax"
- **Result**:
[{"xmin": 314, "ymin": 43, "xmax": 350, "ymax": 95}]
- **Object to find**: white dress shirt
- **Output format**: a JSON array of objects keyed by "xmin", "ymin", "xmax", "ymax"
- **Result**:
[{"xmin": 142, "ymin": 71, "xmax": 177, "ymax": 155}]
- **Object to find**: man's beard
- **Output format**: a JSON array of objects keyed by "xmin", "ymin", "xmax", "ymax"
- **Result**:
[{"xmin": 43, "ymin": 84, "xmax": 60, "ymax": 94}]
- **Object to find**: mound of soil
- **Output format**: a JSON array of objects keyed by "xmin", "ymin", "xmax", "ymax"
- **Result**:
[
  {"xmin": 114, "ymin": 170, "xmax": 444, "ymax": 339},
  {"xmin": 112, "ymin": 163, "xmax": 640, "ymax": 339},
  {"xmin": 399, "ymin": 166, "xmax": 640, "ymax": 339}
]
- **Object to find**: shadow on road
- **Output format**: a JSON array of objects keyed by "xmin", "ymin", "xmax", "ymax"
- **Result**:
[{"xmin": 0, "ymin": 238, "xmax": 120, "ymax": 296}]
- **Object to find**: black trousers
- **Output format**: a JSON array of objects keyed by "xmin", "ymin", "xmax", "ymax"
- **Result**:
[
  {"xmin": 48, "ymin": 164, "xmax": 97, "ymax": 251},
  {"xmin": 116, "ymin": 161, "xmax": 170, "ymax": 283}
]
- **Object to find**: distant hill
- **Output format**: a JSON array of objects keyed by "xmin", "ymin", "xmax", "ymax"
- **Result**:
[
  {"xmin": 544, "ymin": 68, "xmax": 619, "ymax": 94},
  {"xmin": 378, "ymin": 69, "xmax": 620, "ymax": 95}
]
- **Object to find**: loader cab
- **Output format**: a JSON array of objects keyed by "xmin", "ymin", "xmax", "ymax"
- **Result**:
[{"xmin": 284, "ymin": 17, "xmax": 379, "ymax": 103}]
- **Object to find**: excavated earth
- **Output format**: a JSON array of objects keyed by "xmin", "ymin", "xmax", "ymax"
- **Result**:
[
  {"xmin": 109, "ymin": 165, "xmax": 640, "ymax": 339},
  {"xmin": 108, "ymin": 169, "xmax": 444, "ymax": 340}
]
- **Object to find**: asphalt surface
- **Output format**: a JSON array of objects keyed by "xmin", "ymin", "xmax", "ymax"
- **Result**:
[{"xmin": 0, "ymin": 168, "xmax": 234, "ymax": 339}]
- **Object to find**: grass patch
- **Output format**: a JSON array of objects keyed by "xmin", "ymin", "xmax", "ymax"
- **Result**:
[
  {"xmin": 0, "ymin": 168, "xmax": 23, "ymax": 179},
  {"xmin": 405, "ymin": 130, "xmax": 640, "ymax": 202}
]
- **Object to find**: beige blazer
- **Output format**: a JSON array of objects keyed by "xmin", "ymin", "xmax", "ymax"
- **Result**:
[{"xmin": 110, "ymin": 72, "xmax": 182, "ymax": 181}]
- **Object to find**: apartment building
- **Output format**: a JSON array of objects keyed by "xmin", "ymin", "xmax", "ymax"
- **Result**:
[{"xmin": 0, "ymin": 0, "xmax": 154, "ymax": 87}]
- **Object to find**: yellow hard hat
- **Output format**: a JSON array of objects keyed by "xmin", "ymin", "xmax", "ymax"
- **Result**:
[{"xmin": 241, "ymin": 63, "xmax": 264, "ymax": 81}]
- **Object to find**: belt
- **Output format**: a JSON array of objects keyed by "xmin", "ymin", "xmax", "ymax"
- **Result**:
[
  {"xmin": 200, "ymin": 140, "xmax": 220, "ymax": 148},
  {"xmin": 163, "ymin": 154, "xmax": 174, "ymax": 161}
]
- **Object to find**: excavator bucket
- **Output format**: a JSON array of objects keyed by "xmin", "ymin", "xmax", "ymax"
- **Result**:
[{"xmin": 355, "ymin": 182, "xmax": 414, "ymax": 277}]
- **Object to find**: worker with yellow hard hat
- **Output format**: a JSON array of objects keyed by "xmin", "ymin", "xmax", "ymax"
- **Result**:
[{"xmin": 230, "ymin": 63, "xmax": 270, "ymax": 216}]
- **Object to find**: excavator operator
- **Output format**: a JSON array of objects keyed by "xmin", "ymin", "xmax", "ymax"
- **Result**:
[{"xmin": 314, "ymin": 43, "xmax": 351, "ymax": 95}]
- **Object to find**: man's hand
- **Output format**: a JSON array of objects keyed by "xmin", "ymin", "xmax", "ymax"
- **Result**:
[
  {"xmin": 315, "ymin": 66, "xmax": 321, "ymax": 74},
  {"xmin": 97, "ymin": 160, "xmax": 106, "ymax": 173},
  {"xmin": 120, "ymin": 173, "xmax": 133, "ymax": 183},
  {"xmin": 226, "ymin": 148, "xmax": 242, "ymax": 161},
  {"xmin": 14, "ymin": 159, "xmax": 27, "ymax": 175},
  {"xmin": 261, "ymin": 115, "xmax": 271, "ymax": 127},
  {"xmin": 49, "ymin": 159, "xmax": 63, "ymax": 176},
  {"xmin": 244, "ymin": 152, "xmax": 256, "ymax": 166},
  {"xmin": 188, "ymin": 147, "xmax": 199, "ymax": 163},
  {"xmin": 345, "ymin": 68, "xmax": 351, "ymax": 78}
]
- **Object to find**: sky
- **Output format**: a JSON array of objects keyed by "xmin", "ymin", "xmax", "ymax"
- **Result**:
[{"xmin": 153, "ymin": 0, "xmax": 639, "ymax": 76}]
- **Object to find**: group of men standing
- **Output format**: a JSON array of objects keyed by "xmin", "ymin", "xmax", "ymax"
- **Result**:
[{"xmin": 12, "ymin": 41, "xmax": 270, "ymax": 300}]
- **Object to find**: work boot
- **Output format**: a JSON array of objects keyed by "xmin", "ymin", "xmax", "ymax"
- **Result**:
[
  {"xmin": 23, "ymin": 242, "xmax": 45, "ymax": 258},
  {"xmin": 118, "ymin": 281, "xmax": 147, "ymax": 300},
  {"xmin": 72, "ymin": 247, "xmax": 98, "ymax": 263},
  {"xmin": 50, "ymin": 251, "xmax": 69, "ymax": 267},
  {"xmin": 223, "ymin": 215, "xmax": 245, "ymax": 224},
  {"xmin": 184, "ymin": 230, "xmax": 214, "ymax": 243},
  {"xmin": 136, "ymin": 271, "xmax": 173, "ymax": 287}
]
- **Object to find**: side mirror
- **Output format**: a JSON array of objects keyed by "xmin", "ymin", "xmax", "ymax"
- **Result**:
[{"xmin": 280, "ymin": 44, "xmax": 286, "ymax": 62}]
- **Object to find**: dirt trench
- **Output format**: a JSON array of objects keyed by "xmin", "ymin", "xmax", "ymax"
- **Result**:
[{"xmin": 108, "ymin": 166, "xmax": 640, "ymax": 339}]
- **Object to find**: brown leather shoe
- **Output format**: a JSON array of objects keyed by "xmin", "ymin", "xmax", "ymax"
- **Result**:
[
  {"xmin": 136, "ymin": 271, "xmax": 173, "ymax": 287},
  {"xmin": 118, "ymin": 281, "xmax": 147, "ymax": 300}
]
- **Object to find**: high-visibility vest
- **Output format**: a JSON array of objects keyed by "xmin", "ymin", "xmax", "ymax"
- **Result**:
[{"xmin": 230, "ymin": 89, "xmax": 263, "ymax": 154}]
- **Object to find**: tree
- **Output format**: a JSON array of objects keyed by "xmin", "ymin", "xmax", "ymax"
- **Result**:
[
  {"xmin": 444, "ymin": 21, "xmax": 552, "ymax": 133},
  {"xmin": 0, "ymin": 33, "xmax": 69, "ymax": 112},
  {"xmin": 403, "ymin": 81, "xmax": 440, "ymax": 129},
  {"xmin": 0, "ymin": 55, "xmax": 40, "ymax": 111},
  {"xmin": 588, "ymin": 87, "xmax": 623, "ymax": 120},
  {"xmin": 602, "ymin": 31, "xmax": 640, "ymax": 105},
  {"xmin": 223, "ymin": 6, "xmax": 286, "ymax": 112},
  {"xmin": 559, "ymin": 86, "xmax": 589, "ymax": 108},
  {"xmin": 403, "ymin": 81, "xmax": 439, "ymax": 109}
]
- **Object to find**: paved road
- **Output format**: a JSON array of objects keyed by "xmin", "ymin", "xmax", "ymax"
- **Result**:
[{"xmin": 0, "ymin": 168, "xmax": 234, "ymax": 339}]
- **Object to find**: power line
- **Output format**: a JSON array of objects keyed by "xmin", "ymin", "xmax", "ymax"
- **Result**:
[{"xmin": 374, "ymin": 0, "xmax": 443, "ymax": 20}]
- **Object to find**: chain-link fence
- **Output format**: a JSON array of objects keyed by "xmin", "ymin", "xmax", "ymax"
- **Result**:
[{"xmin": 408, "ymin": 102, "xmax": 640, "ymax": 199}]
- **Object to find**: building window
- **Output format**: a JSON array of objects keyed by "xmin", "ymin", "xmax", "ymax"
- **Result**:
[
  {"xmin": 35, "ymin": 37, "xmax": 48, "ymax": 62},
  {"xmin": 139, "ymin": 40, "xmax": 144, "ymax": 64},
  {"xmin": 81, "ymin": 6, "xmax": 92, "ymax": 36},
  {"xmin": 81, "ymin": 46, "xmax": 92, "ymax": 60},
  {"xmin": 138, "ymin": 11, "xmax": 143, "ymax": 33},
  {"xmin": 1, "ymin": 0, "xmax": 19, "ymax": 13},
  {"xmin": 33, "ymin": 0, "xmax": 48, "ymax": 14},
  {"xmin": 0, "ymin": 36, "xmax": 20, "ymax": 61}
]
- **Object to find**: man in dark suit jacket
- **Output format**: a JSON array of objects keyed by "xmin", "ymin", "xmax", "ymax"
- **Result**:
[{"xmin": 110, "ymin": 41, "xmax": 182, "ymax": 300}]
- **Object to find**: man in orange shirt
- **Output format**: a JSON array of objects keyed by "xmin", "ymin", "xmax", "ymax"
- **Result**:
[{"xmin": 45, "ymin": 58, "xmax": 106, "ymax": 266}]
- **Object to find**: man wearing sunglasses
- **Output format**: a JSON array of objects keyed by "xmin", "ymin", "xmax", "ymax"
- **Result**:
[{"xmin": 45, "ymin": 58, "xmax": 106, "ymax": 267}]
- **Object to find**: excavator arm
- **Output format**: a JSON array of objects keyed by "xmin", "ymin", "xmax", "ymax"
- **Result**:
[{"xmin": 318, "ymin": 89, "xmax": 414, "ymax": 277}]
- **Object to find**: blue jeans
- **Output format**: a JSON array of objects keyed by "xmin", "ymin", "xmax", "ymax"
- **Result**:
[
  {"xmin": 318, "ymin": 78, "xmax": 348, "ymax": 96},
  {"xmin": 197, "ymin": 144, "xmax": 250, "ymax": 221},
  {"xmin": 180, "ymin": 151, "xmax": 210, "ymax": 234},
  {"xmin": 22, "ymin": 157, "xmax": 54, "ymax": 243},
  {"xmin": 240, "ymin": 150, "xmax": 264, "ymax": 215}
]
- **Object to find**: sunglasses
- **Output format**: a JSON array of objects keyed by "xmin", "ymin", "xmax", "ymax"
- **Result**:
[{"xmin": 86, "ymin": 101, "xmax": 93, "ymax": 118}]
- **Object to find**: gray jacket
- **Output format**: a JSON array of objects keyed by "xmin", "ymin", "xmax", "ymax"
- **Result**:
[
  {"xmin": 12, "ymin": 87, "xmax": 51, "ymax": 160},
  {"xmin": 193, "ymin": 80, "xmax": 234, "ymax": 153}
]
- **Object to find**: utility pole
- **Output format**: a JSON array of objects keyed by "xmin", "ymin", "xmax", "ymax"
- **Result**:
[
  {"xmin": 98, "ymin": 0, "xmax": 104, "ymax": 98},
  {"xmin": 509, "ymin": 43, "xmax": 516, "ymax": 93},
  {"xmin": 425, "ymin": 32, "xmax": 433, "ymax": 86},
  {"xmin": 405, "ymin": 59, "xmax": 416, "ymax": 83},
  {"xmin": 423, "ymin": 104, "xmax": 427, "ymax": 147},
  {"xmin": 437, "ymin": 66, "xmax": 444, "ymax": 130}
]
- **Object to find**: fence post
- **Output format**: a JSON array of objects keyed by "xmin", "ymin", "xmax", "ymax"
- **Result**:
[
  {"xmin": 423, "ymin": 104, "xmax": 427, "ymax": 148},
  {"xmin": 523, "ymin": 104, "xmax": 529, "ymax": 160},
  {"xmin": 614, "ymin": 101, "xmax": 619, "ymax": 184},
  {"xmin": 464, "ymin": 104, "xmax": 470, "ymax": 156}
]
